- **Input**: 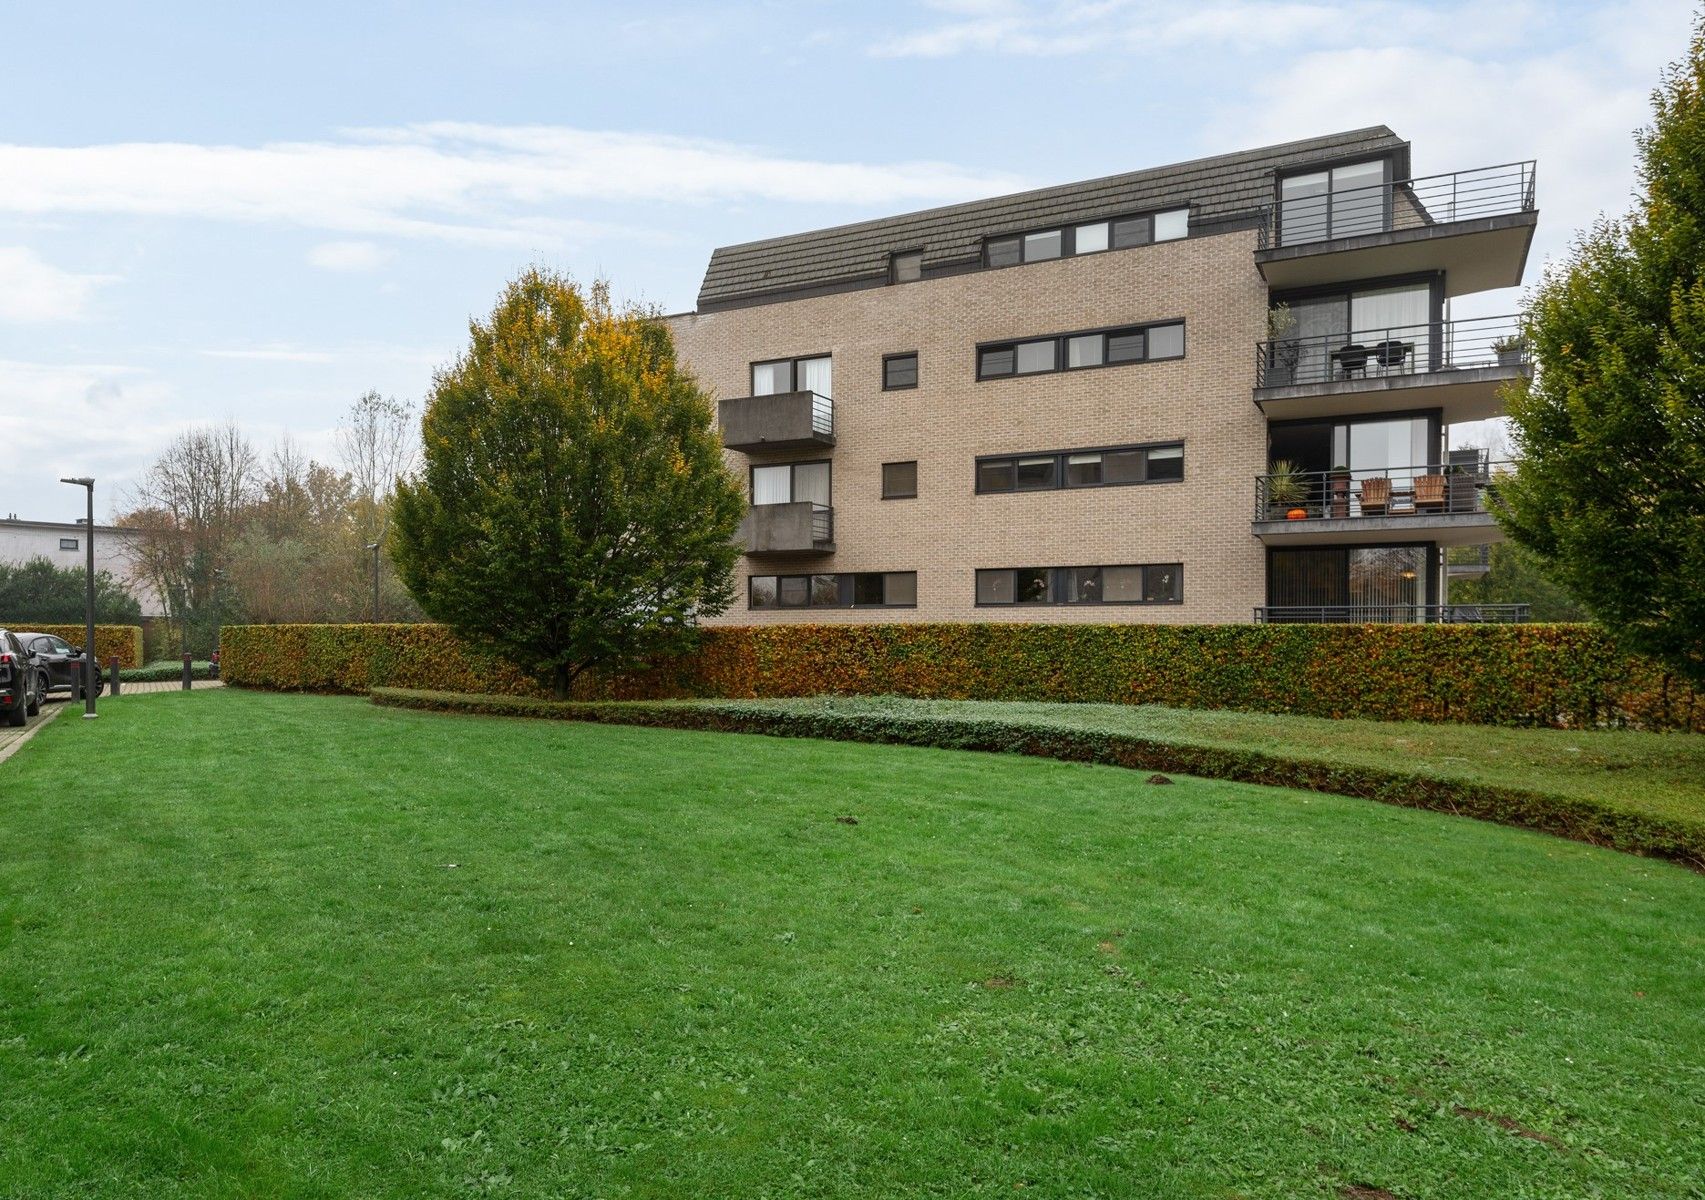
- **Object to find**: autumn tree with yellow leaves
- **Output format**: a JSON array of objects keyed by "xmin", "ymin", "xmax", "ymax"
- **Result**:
[{"xmin": 392, "ymin": 269, "xmax": 745, "ymax": 698}]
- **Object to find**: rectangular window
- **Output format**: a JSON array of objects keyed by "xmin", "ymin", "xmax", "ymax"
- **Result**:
[
  {"xmin": 1023, "ymin": 230, "xmax": 1063, "ymax": 261},
  {"xmin": 1014, "ymin": 456, "xmax": 1057, "ymax": 490},
  {"xmin": 891, "ymin": 251, "xmax": 923, "ymax": 283},
  {"xmin": 979, "ymin": 320, "xmax": 1184, "ymax": 380},
  {"xmin": 881, "ymin": 460, "xmax": 918, "ymax": 499},
  {"xmin": 750, "ymin": 572, "xmax": 917, "ymax": 609},
  {"xmin": 978, "ymin": 564, "xmax": 1182, "ymax": 605},
  {"xmin": 1014, "ymin": 340, "xmax": 1055, "ymax": 374},
  {"xmin": 1111, "ymin": 215, "xmax": 1151, "ymax": 249},
  {"xmin": 976, "ymin": 442, "xmax": 1184, "ymax": 492},
  {"xmin": 1153, "ymin": 208, "xmax": 1189, "ymax": 241},
  {"xmin": 59, "ymin": 538, "xmax": 78, "ymax": 551},
  {"xmin": 751, "ymin": 354, "xmax": 832, "ymax": 398},
  {"xmin": 1074, "ymin": 222, "xmax": 1109, "ymax": 253},
  {"xmin": 986, "ymin": 237, "xmax": 1021, "ymax": 268},
  {"xmin": 1066, "ymin": 334, "xmax": 1103, "ymax": 368},
  {"xmin": 979, "ymin": 346, "xmax": 1016, "ymax": 378},
  {"xmin": 751, "ymin": 461, "xmax": 830, "ymax": 506},
  {"xmin": 883, "ymin": 352, "xmax": 918, "ymax": 391}
]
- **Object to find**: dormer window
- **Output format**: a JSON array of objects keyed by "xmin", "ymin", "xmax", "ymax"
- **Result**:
[
  {"xmin": 890, "ymin": 251, "xmax": 923, "ymax": 283},
  {"xmin": 983, "ymin": 207, "xmax": 1189, "ymax": 269}
]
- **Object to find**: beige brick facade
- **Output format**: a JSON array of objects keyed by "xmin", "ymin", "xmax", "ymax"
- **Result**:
[{"xmin": 667, "ymin": 227, "xmax": 1271, "ymax": 625}]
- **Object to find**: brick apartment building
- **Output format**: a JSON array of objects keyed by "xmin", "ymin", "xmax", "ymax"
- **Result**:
[{"xmin": 664, "ymin": 127, "xmax": 1537, "ymax": 625}]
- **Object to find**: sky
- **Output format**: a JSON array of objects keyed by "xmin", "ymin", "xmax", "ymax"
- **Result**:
[{"xmin": 1, "ymin": 0, "xmax": 1695, "ymax": 522}]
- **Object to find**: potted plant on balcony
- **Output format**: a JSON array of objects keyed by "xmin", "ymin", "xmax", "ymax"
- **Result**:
[
  {"xmin": 1265, "ymin": 304, "xmax": 1301, "ymax": 385},
  {"xmin": 1328, "ymin": 464, "xmax": 1352, "ymax": 517},
  {"xmin": 1492, "ymin": 333, "xmax": 1527, "ymax": 367},
  {"xmin": 1265, "ymin": 459, "xmax": 1309, "ymax": 519}
]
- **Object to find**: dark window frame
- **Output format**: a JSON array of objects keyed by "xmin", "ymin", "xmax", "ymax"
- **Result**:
[
  {"xmin": 981, "ymin": 204, "xmax": 1191, "ymax": 269},
  {"xmin": 1265, "ymin": 541, "xmax": 1438, "ymax": 609},
  {"xmin": 976, "ymin": 319, "xmax": 1185, "ymax": 381},
  {"xmin": 749, "ymin": 353, "xmax": 832, "ymax": 397},
  {"xmin": 881, "ymin": 460, "xmax": 918, "ymax": 500},
  {"xmin": 890, "ymin": 250, "xmax": 924, "ymax": 285},
  {"xmin": 58, "ymin": 537, "xmax": 78, "ymax": 551},
  {"xmin": 748, "ymin": 571, "xmax": 919, "ymax": 610},
  {"xmin": 1274, "ymin": 155, "xmax": 1394, "ymax": 246},
  {"xmin": 975, "ymin": 440, "xmax": 1185, "ymax": 495},
  {"xmin": 974, "ymin": 564, "xmax": 1185, "ymax": 607},
  {"xmin": 882, "ymin": 351, "xmax": 919, "ymax": 391},
  {"xmin": 748, "ymin": 458, "xmax": 832, "ymax": 506}
]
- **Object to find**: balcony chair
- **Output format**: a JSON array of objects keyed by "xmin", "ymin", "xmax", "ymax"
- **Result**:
[
  {"xmin": 1372, "ymin": 340, "xmax": 1413, "ymax": 375},
  {"xmin": 1413, "ymin": 473, "xmax": 1448, "ymax": 512},
  {"xmin": 1358, "ymin": 476, "xmax": 1391, "ymax": 515},
  {"xmin": 1331, "ymin": 343, "xmax": 1371, "ymax": 379}
]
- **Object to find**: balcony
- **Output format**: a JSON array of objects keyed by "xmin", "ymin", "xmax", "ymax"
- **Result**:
[
  {"xmin": 1255, "ymin": 162, "xmax": 1537, "ymax": 296},
  {"xmin": 739, "ymin": 501, "xmax": 835, "ymax": 556},
  {"xmin": 1254, "ymin": 603, "xmax": 1530, "ymax": 624},
  {"xmin": 719, "ymin": 390, "xmax": 834, "ymax": 453},
  {"xmin": 1255, "ymin": 314, "xmax": 1529, "ymax": 422},
  {"xmin": 1254, "ymin": 457, "xmax": 1510, "ymax": 546}
]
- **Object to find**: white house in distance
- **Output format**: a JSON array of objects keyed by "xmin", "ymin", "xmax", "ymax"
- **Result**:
[{"xmin": 0, "ymin": 516, "xmax": 165, "ymax": 616}]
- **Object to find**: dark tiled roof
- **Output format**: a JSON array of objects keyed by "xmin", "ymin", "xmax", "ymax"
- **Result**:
[{"xmin": 695, "ymin": 127, "xmax": 1408, "ymax": 311}]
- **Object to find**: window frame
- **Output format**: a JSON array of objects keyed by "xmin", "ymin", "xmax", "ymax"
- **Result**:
[
  {"xmin": 890, "ymin": 250, "xmax": 924, "ymax": 285},
  {"xmin": 976, "ymin": 319, "xmax": 1185, "ymax": 381},
  {"xmin": 974, "ymin": 440, "xmax": 1185, "ymax": 494},
  {"xmin": 749, "ymin": 353, "xmax": 833, "ymax": 397},
  {"xmin": 974, "ymin": 564, "xmax": 1185, "ymax": 607},
  {"xmin": 881, "ymin": 460, "xmax": 918, "ymax": 500},
  {"xmin": 58, "ymin": 537, "xmax": 78, "ymax": 551},
  {"xmin": 748, "ymin": 458, "xmax": 832, "ymax": 506},
  {"xmin": 882, "ymin": 351, "xmax": 919, "ymax": 391},
  {"xmin": 981, "ymin": 205, "xmax": 1190, "ymax": 269},
  {"xmin": 748, "ymin": 571, "xmax": 919, "ymax": 610}
]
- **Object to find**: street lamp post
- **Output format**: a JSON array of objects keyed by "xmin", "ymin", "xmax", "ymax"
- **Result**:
[
  {"xmin": 59, "ymin": 476, "xmax": 97, "ymax": 720},
  {"xmin": 366, "ymin": 517, "xmax": 390, "ymax": 624}
]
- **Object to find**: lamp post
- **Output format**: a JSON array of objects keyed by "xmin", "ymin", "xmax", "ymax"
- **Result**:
[
  {"xmin": 365, "ymin": 517, "xmax": 389, "ymax": 623},
  {"xmin": 58, "ymin": 476, "xmax": 97, "ymax": 720}
]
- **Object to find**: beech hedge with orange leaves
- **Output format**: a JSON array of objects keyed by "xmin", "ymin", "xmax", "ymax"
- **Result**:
[
  {"xmin": 2, "ymin": 623, "xmax": 143, "ymax": 669},
  {"xmin": 219, "ymin": 621, "xmax": 1702, "ymax": 732}
]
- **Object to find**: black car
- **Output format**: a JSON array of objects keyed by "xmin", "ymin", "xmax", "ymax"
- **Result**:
[
  {"xmin": 0, "ymin": 628, "xmax": 47, "ymax": 727},
  {"xmin": 18, "ymin": 631, "xmax": 105, "ymax": 700}
]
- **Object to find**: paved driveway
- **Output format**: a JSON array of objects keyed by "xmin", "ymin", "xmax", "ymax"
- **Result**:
[{"xmin": 0, "ymin": 701, "xmax": 64, "ymax": 765}]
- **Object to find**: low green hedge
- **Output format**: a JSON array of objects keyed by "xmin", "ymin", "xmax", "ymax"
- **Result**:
[
  {"xmin": 119, "ymin": 660, "xmax": 215, "ymax": 683},
  {"xmin": 371, "ymin": 687, "xmax": 1705, "ymax": 871},
  {"xmin": 1, "ymin": 623, "xmax": 144, "ymax": 669},
  {"xmin": 224, "ymin": 622, "xmax": 1705, "ymax": 732}
]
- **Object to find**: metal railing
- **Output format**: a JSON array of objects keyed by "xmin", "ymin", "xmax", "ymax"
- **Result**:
[
  {"xmin": 1255, "ymin": 604, "xmax": 1530, "ymax": 624},
  {"xmin": 808, "ymin": 392, "xmax": 834, "ymax": 438},
  {"xmin": 1256, "ymin": 314, "xmax": 1526, "ymax": 388},
  {"xmin": 809, "ymin": 502, "xmax": 834, "ymax": 544},
  {"xmin": 1255, "ymin": 161, "xmax": 1537, "ymax": 250},
  {"xmin": 1256, "ymin": 457, "xmax": 1511, "ymax": 522}
]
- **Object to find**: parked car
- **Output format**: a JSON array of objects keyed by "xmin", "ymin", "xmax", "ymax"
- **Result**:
[
  {"xmin": 0, "ymin": 628, "xmax": 47, "ymax": 727},
  {"xmin": 17, "ymin": 631, "xmax": 105, "ymax": 700}
]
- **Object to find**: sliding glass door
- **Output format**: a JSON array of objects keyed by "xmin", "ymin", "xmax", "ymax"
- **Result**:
[{"xmin": 1278, "ymin": 159, "xmax": 1390, "ymax": 246}]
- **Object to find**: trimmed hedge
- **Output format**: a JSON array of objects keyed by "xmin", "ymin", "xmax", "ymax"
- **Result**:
[
  {"xmin": 2, "ymin": 623, "xmax": 143, "ymax": 669},
  {"xmin": 371, "ymin": 688, "xmax": 1705, "ymax": 871},
  {"xmin": 120, "ymin": 660, "xmax": 215, "ymax": 683},
  {"xmin": 223, "ymin": 622, "xmax": 1704, "ymax": 732}
]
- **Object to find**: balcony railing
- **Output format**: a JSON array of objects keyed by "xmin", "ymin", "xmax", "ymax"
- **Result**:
[
  {"xmin": 718, "ymin": 390, "xmax": 835, "ymax": 452},
  {"xmin": 1256, "ymin": 457, "xmax": 1511, "ymax": 522},
  {"xmin": 1255, "ymin": 604, "xmax": 1530, "ymax": 624},
  {"xmin": 1256, "ymin": 314, "xmax": 1527, "ymax": 388},
  {"xmin": 1256, "ymin": 161, "xmax": 1537, "ymax": 250},
  {"xmin": 808, "ymin": 501, "xmax": 833, "ymax": 544}
]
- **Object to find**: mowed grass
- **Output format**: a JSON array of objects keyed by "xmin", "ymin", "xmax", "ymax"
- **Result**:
[{"xmin": 0, "ymin": 690, "xmax": 1699, "ymax": 1199}]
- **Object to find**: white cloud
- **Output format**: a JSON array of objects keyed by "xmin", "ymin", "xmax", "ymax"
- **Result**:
[
  {"xmin": 0, "ymin": 246, "xmax": 118, "ymax": 321},
  {"xmin": 199, "ymin": 345, "xmax": 338, "ymax": 363},
  {"xmin": 307, "ymin": 240, "xmax": 391, "ymax": 272},
  {"xmin": 0, "ymin": 125, "xmax": 1028, "ymax": 249}
]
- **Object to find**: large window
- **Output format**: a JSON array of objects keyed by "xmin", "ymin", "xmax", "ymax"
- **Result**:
[
  {"xmin": 750, "ymin": 460, "xmax": 830, "ymax": 507},
  {"xmin": 1272, "ymin": 280, "xmax": 1437, "ymax": 384},
  {"xmin": 749, "ymin": 572, "xmax": 917, "ymax": 609},
  {"xmin": 883, "ymin": 352, "xmax": 918, "ymax": 390},
  {"xmin": 1268, "ymin": 545, "xmax": 1430, "ymax": 618},
  {"xmin": 1278, "ymin": 158, "xmax": 1389, "ymax": 246},
  {"xmin": 976, "ymin": 442, "xmax": 1183, "ymax": 493},
  {"xmin": 979, "ymin": 321, "xmax": 1184, "ymax": 380},
  {"xmin": 984, "ymin": 207, "xmax": 1188, "ymax": 268},
  {"xmin": 751, "ymin": 354, "xmax": 832, "ymax": 398},
  {"xmin": 976, "ymin": 564, "xmax": 1182, "ymax": 606}
]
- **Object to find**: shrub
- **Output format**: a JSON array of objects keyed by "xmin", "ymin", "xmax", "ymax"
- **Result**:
[
  {"xmin": 119, "ymin": 660, "xmax": 215, "ymax": 683},
  {"xmin": 369, "ymin": 688, "xmax": 1705, "ymax": 870},
  {"xmin": 222, "ymin": 622, "xmax": 1704, "ymax": 732},
  {"xmin": 1, "ymin": 623, "xmax": 144, "ymax": 669}
]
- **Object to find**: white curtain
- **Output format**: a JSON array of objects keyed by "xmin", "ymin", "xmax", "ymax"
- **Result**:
[
  {"xmin": 1350, "ymin": 284, "xmax": 1431, "ymax": 372},
  {"xmin": 797, "ymin": 356, "xmax": 832, "ymax": 399},
  {"xmin": 751, "ymin": 465, "xmax": 791, "ymax": 506}
]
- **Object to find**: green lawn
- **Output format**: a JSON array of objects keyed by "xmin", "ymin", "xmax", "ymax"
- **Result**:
[
  {"xmin": 681, "ymin": 696, "xmax": 1705, "ymax": 826},
  {"xmin": 1, "ymin": 690, "xmax": 1700, "ymax": 1198}
]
